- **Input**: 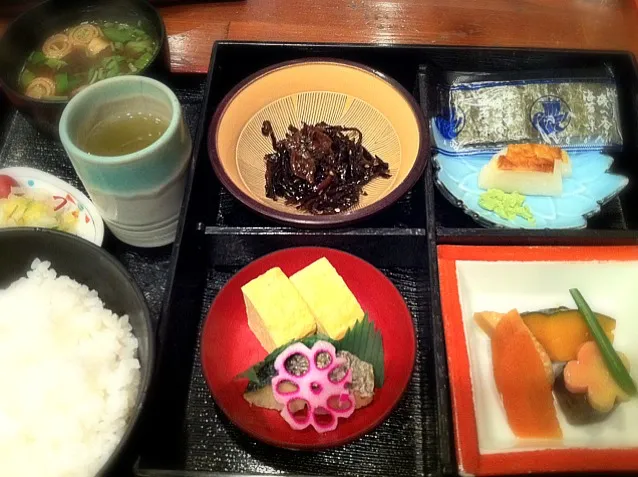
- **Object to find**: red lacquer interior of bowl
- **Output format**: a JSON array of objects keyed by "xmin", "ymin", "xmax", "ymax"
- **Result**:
[{"xmin": 200, "ymin": 246, "xmax": 416, "ymax": 449}]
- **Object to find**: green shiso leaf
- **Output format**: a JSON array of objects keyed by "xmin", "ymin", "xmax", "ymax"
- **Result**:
[
  {"xmin": 237, "ymin": 313, "xmax": 385, "ymax": 389},
  {"xmin": 337, "ymin": 313, "xmax": 385, "ymax": 388},
  {"xmin": 238, "ymin": 366, "xmax": 259, "ymax": 384}
]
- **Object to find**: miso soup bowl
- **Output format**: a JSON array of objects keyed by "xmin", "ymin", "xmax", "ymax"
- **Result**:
[{"xmin": 0, "ymin": 0, "xmax": 168, "ymax": 138}]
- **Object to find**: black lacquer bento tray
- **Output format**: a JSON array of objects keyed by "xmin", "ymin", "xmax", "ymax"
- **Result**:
[
  {"xmin": 134, "ymin": 42, "xmax": 638, "ymax": 477},
  {"xmin": 137, "ymin": 42, "xmax": 438, "ymax": 477},
  {"xmin": 2, "ymin": 41, "xmax": 638, "ymax": 477}
]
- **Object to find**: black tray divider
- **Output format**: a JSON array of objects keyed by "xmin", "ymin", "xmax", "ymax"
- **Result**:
[
  {"xmin": 139, "ymin": 49, "xmax": 222, "ymax": 471},
  {"xmin": 134, "ymin": 41, "xmax": 638, "ymax": 477},
  {"xmin": 204, "ymin": 227, "xmax": 426, "ymax": 269},
  {"xmin": 137, "ymin": 471, "xmax": 306, "ymax": 477},
  {"xmin": 137, "ymin": 41, "xmax": 445, "ymax": 477},
  {"xmin": 419, "ymin": 66, "xmax": 456, "ymax": 477},
  {"xmin": 425, "ymin": 184, "xmax": 456, "ymax": 477}
]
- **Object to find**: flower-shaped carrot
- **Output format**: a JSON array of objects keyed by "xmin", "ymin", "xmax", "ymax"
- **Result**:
[{"xmin": 564, "ymin": 341, "xmax": 631, "ymax": 413}]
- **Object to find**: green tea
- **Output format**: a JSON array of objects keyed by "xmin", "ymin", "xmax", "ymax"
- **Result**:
[{"xmin": 80, "ymin": 111, "xmax": 169, "ymax": 156}]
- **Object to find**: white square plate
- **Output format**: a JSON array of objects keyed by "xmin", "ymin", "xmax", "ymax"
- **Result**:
[{"xmin": 438, "ymin": 245, "xmax": 638, "ymax": 476}]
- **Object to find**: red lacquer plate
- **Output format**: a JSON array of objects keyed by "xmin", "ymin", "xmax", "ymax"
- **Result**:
[
  {"xmin": 438, "ymin": 245, "xmax": 638, "ymax": 476},
  {"xmin": 200, "ymin": 246, "xmax": 416, "ymax": 449}
]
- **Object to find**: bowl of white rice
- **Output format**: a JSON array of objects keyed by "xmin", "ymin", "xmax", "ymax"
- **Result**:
[{"xmin": 0, "ymin": 227, "xmax": 154, "ymax": 477}]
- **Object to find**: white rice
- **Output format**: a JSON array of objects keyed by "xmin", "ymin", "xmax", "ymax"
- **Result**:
[{"xmin": 0, "ymin": 259, "xmax": 141, "ymax": 477}]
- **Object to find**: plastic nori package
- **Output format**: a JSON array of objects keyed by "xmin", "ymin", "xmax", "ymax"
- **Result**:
[{"xmin": 431, "ymin": 67, "xmax": 623, "ymax": 154}]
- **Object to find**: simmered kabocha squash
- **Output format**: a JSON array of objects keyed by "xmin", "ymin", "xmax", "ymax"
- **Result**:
[{"xmin": 521, "ymin": 307, "xmax": 616, "ymax": 362}]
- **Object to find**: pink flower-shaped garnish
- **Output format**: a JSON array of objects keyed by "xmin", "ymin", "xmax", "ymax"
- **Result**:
[
  {"xmin": 564, "ymin": 341, "xmax": 631, "ymax": 413},
  {"xmin": 272, "ymin": 341, "xmax": 355, "ymax": 433}
]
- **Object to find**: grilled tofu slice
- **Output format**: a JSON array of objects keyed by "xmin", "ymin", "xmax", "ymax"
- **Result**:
[{"xmin": 478, "ymin": 144, "xmax": 571, "ymax": 197}]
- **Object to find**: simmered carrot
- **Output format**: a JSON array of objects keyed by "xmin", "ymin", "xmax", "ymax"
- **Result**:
[
  {"xmin": 564, "ymin": 341, "xmax": 631, "ymax": 413},
  {"xmin": 491, "ymin": 309, "xmax": 562, "ymax": 439}
]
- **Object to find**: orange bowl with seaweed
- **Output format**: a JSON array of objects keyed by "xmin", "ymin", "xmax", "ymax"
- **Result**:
[{"xmin": 208, "ymin": 59, "xmax": 427, "ymax": 228}]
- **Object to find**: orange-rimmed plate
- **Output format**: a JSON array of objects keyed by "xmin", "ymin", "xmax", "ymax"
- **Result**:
[
  {"xmin": 438, "ymin": 245, "xmax": 638, "ymax": 476},
  {"xmin": 200, "ymin": 246, "xmax": 416, "ymax": 449}
]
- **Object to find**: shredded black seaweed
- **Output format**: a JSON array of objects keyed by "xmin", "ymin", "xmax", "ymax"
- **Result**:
[{"xmin": 262, "ymin": 120, "xmax": 391, "ymax": 215}]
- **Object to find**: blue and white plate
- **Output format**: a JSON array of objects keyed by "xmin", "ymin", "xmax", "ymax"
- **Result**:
[{"xmin": 433, "ymin": 150, "xmax": 629, "ymax": 229}]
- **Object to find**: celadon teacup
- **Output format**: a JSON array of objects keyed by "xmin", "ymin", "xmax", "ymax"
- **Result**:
[{"xmin": 59, "ymin": 76, "xmax": 192, "ymax": 248}]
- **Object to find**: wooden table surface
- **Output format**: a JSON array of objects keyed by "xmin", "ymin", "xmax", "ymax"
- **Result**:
[
  {"xmin": 158, "ymin": 0, "xmax": 638, "ymax": 74},
  {"xmin": 0, "ymin": 0, "xmax": 636, "ymax": 73}
]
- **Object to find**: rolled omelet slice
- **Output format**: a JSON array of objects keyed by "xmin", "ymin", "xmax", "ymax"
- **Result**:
[
  {"xmin": 290, "ymin": 257, "xmax": 364, "ymax": 340},
  {"xmin": 241, "ymin": 267, "xmax": 317, "ymax": 352},
  {"xmin": 478, "ymin": 144, "xmax": 571, "ymax": 197}
]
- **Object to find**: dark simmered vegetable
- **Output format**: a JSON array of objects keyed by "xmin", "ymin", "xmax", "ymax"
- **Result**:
[
  {"xmin": 19, "ymin": 21, "xmax": 157, "ymax": 100},
  {"xmin": 262, "ymin": 120, "xmax": 391, "ymax": 215},
  {"xmin": 554, "ymin": 364, "xmax": 616, "ymax": 425}
]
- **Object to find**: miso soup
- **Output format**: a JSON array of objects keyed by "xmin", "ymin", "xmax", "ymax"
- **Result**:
[{"xmin": 19, "ymin": 21, "xmax": 158, "ymax": 100}]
